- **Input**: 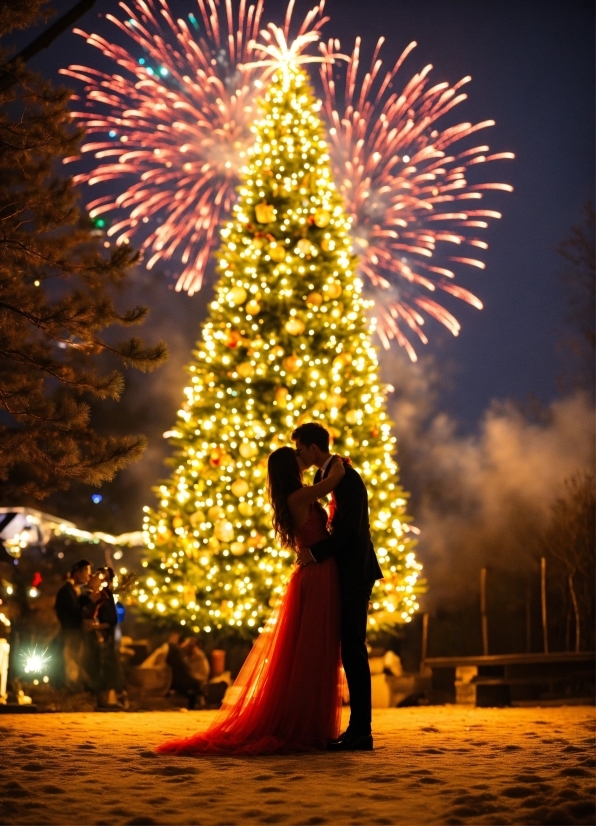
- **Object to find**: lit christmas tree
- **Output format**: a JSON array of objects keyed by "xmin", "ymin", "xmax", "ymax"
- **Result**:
[{"xmin": 135, "ymin": 56, "xmax": 423, "ymax": 640}]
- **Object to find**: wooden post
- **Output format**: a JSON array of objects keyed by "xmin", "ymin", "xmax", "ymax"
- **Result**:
[
  {"xmin": 525, "ymin": 588, "xmax": 532, "ymax": 653},
  {"xmin": 568, "ymin": 571, "xmax": 580, "ymax": 653},
  {"xmin": 480, "ymin": 567, "xmax": 489, "ymax": 656},
  {"xmin": 420, "ymin": 613, "xmax": 429, "ymax": 673},
  {"xmin": 540, "ymin": 557, "xmax": 548, "ymax": 654}
]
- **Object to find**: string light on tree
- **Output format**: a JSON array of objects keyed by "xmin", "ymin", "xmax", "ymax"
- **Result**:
[{"xmin": 134, "ymin": 27, "xmax": 423, "ymax": 638}]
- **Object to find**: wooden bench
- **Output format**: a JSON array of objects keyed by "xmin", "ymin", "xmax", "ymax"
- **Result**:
[{"xmin": 423, "ymin": 652, "xmax": 595, "ymax": 707}]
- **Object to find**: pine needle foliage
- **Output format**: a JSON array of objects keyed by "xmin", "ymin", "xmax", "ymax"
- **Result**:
[{"xmin": 0, "ymin": 9, "xmax": 167, "ymax": 500}]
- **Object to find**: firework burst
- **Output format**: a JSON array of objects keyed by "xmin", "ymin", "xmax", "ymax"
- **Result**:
[
  {"xmin": 320, "ymin": 37, "xmax": 514, "ymax": 359},
  {"xmin": 63, "ymin": 1, "xmax": 513, "ymax": 356},
  {"xmin": 61, "ymin": 0, "xmax": 270, "ymax": 293}
]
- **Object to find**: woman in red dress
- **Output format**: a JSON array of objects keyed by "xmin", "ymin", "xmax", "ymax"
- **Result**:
[{"xmin": 156, "ymin": 447, "xmax": 345, "ymax": 755}]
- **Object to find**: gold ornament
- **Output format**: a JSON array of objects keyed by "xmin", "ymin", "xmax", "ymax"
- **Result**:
[
  {"xmin": 230, "ymin": 541, "xmax": 246, "ymax": 556},
  {"xmin": 172, "ymin": 514, "xmax": 184, "ymax": 529},
  {"xmin": 214, "ymin": 520, "xmax": 234, "ymax": 543},
  {"xmin": 345, "ymin": 409, "xmax": 363, "ymax": 425},
  {"xmin": 297, "ymin": 238, "xmax": 312, "ymax": 255},
  {"xmin": 333, "ymin": 353, "xmax": 352, "ymax": 369},
  {"xmin": 255, "ymin": 202, "xmax": 275, "ymax": 223},
  {"xmin": 271, "ymin": 345, "xmax": 285, "ymax": 359},
  {"xmin": 285, "ymin": 317, "xmax": 305, "ymax": 336},
  {"xmin": 247, "ymin": 532, "xmax": 266, "ymax": 549},
  {"xmin": 237, "ymin": 362, "xmax": 254, "ymax": 379},
  {"xmin": 238, "ymin": 501, "xmax": 254, "ymax": 516},
  {"xmin": 227, "ymin": 286, "xmax": 247, "ymax": 305},
  {"xmin": 314, "ymin": 208, "xmax": 330, "ymax": 228},
  {"xmin": 239, "ymin": 441, "xmax": 258, "ymax": 458},
  {"xmin": 326, "ymin": 391, "xmax": 347, "ymax": 410},
  {"xmin": 231, "ymin": 478, "xmax": 249, "ymax": 497},
  {"xmin": 323, "ymin": 280, "xmax": 342, "ymax": 299},
  {"xmin": 252, "ymin": 236, "xmax": 265, "ymax": 249},
  {"xmin": 189, "ymin": 510, "xmax": 206, "ymax": 528},
  {"xmin": 207, "ymin": 536, "xmax": 220, "ymax": 552},
  {"xmin": 306, "ymin": 291, "xmax": 323, "ymax": 307},
  {"xmin": 245, "ymin": 300, "xmax": 261, "ymax": 316},
  {"xmin": 207, "ymin": 505, "xmax": 225, "ymax": 522},
  {"xmin": 283, "ymin": 355, "xmax": 301, "ymax": 373},
  {"xmin": 269, "ymin": 243, "xmax": 286, "ymax": 262},
  {"xmin": 275, "ymin": 387, "xmax": 290, "ymax": 407},
  {"xmin": 183, "ymin": 583, "xmax": 196, "ymax": 604}
]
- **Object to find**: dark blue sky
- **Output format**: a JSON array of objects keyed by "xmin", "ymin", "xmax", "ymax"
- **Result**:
[{"xmin": 7, "ymin": 0, "xmax": 594, "ymax": 529}]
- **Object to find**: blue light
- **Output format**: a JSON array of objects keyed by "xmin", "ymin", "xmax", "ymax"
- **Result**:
[
  {"xmin": 91, "ymin": 494, "xmax": 103, "ymax": 504},
  {"xmin": 109, "ymin": 130, "xmax": 117, "ymax": 137},
  {"xmin": 159, "ymin": 67, "xmax": 169, "ymax": 76},
  {"xmin": 138, "ymin": 57, "xmax": 145, "ymax": 65},
  {"xmin": 146, "ymin": 67, "xmax": 154, "ymax": 76},
  {"xmin": 116, "ymin": 602, "xmax": 126, "ymax": 623}
]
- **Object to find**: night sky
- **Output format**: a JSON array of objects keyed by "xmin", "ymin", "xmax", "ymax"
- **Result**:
[{"xmin": 6, "ymin": 0, "xmax": 594, "ymax": 532}]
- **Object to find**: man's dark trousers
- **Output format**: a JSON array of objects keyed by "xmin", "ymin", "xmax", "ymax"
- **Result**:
[{"xmin": 340, "ymin": 583, "xmax": 373, "ymax": 735}]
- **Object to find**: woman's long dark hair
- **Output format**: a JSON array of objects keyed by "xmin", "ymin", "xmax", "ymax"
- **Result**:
[{"xmin": 267, "ymin": 446, "xmax": 303, "ymax": 550}]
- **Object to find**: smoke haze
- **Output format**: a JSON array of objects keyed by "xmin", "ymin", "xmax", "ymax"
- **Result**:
[{"xmin": 382, "ymin": 351, "xmax": 595, "ymax": 610}]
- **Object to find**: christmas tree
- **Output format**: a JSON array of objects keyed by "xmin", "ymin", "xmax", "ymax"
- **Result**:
[{"xmin": 136, "ymin": 61, "xmax": 423, "ymax": 639}]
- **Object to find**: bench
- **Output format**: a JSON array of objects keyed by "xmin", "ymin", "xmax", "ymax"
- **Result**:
[{"xmin": 423, "ymin": 652, "xmax": 595, "ymax": 707}]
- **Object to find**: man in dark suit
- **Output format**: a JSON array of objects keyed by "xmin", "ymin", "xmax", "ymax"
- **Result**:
[{"xmin": 293, "ymin": 422, "xmax": 383, "ymax": 751}]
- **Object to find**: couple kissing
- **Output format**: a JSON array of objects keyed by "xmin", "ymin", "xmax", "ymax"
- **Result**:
[{"xmin": 157, "ymin": 421, "xmax": 383, "ymax": 756}]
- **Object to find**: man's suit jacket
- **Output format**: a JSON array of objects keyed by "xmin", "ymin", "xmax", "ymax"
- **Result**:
[{"xmin": 309, "ymin": 460, "xmax": 383, "ymax": 592}]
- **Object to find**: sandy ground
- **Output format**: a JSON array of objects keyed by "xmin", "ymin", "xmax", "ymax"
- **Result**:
[{"xmin": 0, "ymin": 706, "xmax": 594, "ymax": 826}]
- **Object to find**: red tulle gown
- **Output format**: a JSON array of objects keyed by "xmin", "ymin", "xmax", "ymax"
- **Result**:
[{"xmin": 156, "ymin": 502, "xmax": 342, "ymax": 755}]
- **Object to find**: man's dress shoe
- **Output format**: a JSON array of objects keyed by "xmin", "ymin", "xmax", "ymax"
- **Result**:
[{"xmin": 327, "ymin": 731, "xmax": 373, "ymax": 751}]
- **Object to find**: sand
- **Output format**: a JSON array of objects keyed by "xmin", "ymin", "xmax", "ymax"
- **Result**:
[{"xmin": 0, "ymin": 706, "xmax": 594, "ymax": 825}]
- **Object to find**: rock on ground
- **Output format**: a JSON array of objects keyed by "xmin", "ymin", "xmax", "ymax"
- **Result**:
[{"xmin": 0, "ymin": 706, "xmax": 594, "ymax": 825}]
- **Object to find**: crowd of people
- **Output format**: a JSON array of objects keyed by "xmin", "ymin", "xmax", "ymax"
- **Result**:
[{"xmin": 53, "ymin": 558, "xmax": 214, "ymax": 710}]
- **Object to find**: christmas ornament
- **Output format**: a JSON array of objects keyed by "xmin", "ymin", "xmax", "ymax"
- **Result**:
[
  {"xmin": 237, "ymin": 362, "xmax": 254, "ymax": 379},
  {"xmin": 231, "ymin": 478, "xmax": 249, "ymax": 497},
  {"xmin": 214, "ymin": 520, "xmax": 234, "ymax": 543},
  {"xmin": 172, "ymin": 514, "xmax": 183, "ymax": 529},
  {"xmin": 275, "ymin": 387, "xmax": 290, "ymax": 406},
  {"xmin": 314, "ymin": 208, "xmax": 330, "ymax": 227},
  {"xmin": 207, "ymin": 505, "xmax": 225, "ymax": 522},
  {"xmin": 239, "ymin": 441, "xmax": 258, "ymax": 458},
  {"xmin": 208, "ymin": 447, "xmax": 232, "ymax": 468},
  {"xmin": 227, "ymin": 285, "xmax": 247, "ymax": 305},
  {"xmin": 326, "ymin": 391, "xmax": 347, "ymax": 409},
  {"xmin": 245, "ymin": 299, "xmax": 261, "ymax": 316},
  {"xmin": 189, "ymin": 510, "xmax": 206, "ymax": 528},
  {"xmin": 285, "ymin": 317, "xmax": 305, "ymax": 336},
  {"xmin": 323, "ymin": 280, "xmax": 342, "ymax": 299},
  {"xmin": 269, "ymin": 243, "xmax": 286, "ymax": 262},
  {"xmin": 230, "ymin": 541, "xmax": 246, "ymax": 556},
  {"xmin": 238, "ymin": 501, "xmax": 254, "ymax": 516},
  {"xmin": 320, "ymin": 237, "xmax": 335, "ymax": 252},
  {"xmin": 255, "ymin": 201, "xmax": 275, "ymax": 223},
  {"xmin": 297, "ymin": 238, "xmax": 313, "ymax": 255},
  {"xmin": 345, "ymin": 408, "xmax": 363, "ymax": 425},
  {"xmin": 225, "ymin": 329, "xmax": 244, "ymax": 348},
  {"xmin": 283, "ymin": 355, "xmax": 301, "ymax": 373},
  {"xmin": 306, "ymin": 291, "xmax": 323, "ymax": 307},
  {"xmin": 333, "ymin": 353, "xmax": 352, "ymax": 369}
]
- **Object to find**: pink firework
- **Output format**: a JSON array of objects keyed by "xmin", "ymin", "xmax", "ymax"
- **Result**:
[
  {"xmin": 61, "ymin": 0, "xmax": 328, "ymax": 294},
  {"xmin": 61, "ymin": 0, "xmax": 269, "ymax": 294},
  {"xmin": 320, "ymin": 37, "xmax": 514, "ymax": 360}
]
